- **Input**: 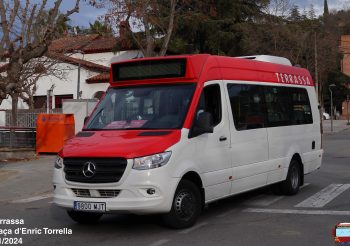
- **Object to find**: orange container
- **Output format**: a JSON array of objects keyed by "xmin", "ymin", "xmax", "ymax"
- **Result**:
[{"xmin": 36, "ymin": 114, "xmax": 75, "ymax": 154}]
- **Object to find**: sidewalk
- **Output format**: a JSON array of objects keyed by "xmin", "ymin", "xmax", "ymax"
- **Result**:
[
  {"xmin": 0, "ymin": 155, "xmax": 55, "ymax": 202},
  {"xmin": 323, "ymin": 120, "xmax": 350, "ymax": 133}
]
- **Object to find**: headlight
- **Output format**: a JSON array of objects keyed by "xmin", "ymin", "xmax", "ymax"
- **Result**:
[
  {"xmin": 133, "ymin": 152, "xmax": 172, "ymax": 170},
  {"xmin": 54, "ymin": 156, "xmax": 63, "ymax": 169}
]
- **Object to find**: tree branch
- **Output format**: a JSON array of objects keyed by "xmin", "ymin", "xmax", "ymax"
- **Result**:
[
  {"xmin": 125, "ymin": 14, "xmax": 146, "ymax": 55},
  {"xmin": 8, "ymin": 0, "xmax": 19, "ymax": 30},
  {"xmin": 0, "ymin": 0, "xmax": 10, "ymax": 52},
  {"xmin": 26, "ymin": 4, "xmax": 37, "ymax": 45},
  {"xmin": 63, "ymin": 0, "xmax": 80, "ymax": 18}
]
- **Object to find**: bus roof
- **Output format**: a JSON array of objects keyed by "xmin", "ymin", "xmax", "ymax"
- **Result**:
[{"xmin": 109, "ymin": 54, "xmax": 314, "ymax": 87}]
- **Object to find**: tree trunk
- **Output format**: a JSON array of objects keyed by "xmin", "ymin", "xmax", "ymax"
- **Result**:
[
  {"xmin": 11, "ymin": 93, "xmax": 18, "ymax": 127},
  {"xmin": 28, "ymin": 95, "xmax": 35, "ymax": 110},
  {"xmin": 144, "ymin": 17, "xmax": 155, "ymax": 57},
  {"xmin": 159, "ymin": 0, "xmax": 176, "ymax": 56}
]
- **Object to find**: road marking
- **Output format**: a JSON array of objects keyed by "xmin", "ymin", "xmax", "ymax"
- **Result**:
[
  {"xmin": 179, "ymin": 222, "xmax": 208, "ymax": 234},
  {"xmin": 148, "ymin": 239, "xmax": 169, "ymax": 246},
  {"xmin": 244, "ymin": 208, "xmax": 350, "ymax": 216},
  {"xmin": 11, "ymin": 194, "xmax": 53, "ymax": 203},
  {"xmin": 295, "ymin": 184, "xmax": 350, "ymax": 208}
]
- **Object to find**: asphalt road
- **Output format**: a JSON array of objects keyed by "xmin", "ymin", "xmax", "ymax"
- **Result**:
[{"xmin": 1, "ymin": 129, "xmax": 350, "ymax": 246}]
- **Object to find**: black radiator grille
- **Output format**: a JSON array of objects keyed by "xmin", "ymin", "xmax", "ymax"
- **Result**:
[{"xmin": 64, "ymin": 158, "xmax": 127, "ymax": 183}]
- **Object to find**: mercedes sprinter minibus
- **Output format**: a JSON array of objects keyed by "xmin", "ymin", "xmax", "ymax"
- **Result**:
[{"xmin": 53, "ymin": 54, "xmax": 323, "ymax": 228}]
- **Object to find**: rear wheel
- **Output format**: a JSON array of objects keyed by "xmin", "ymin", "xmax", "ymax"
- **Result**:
[
  {"xmin": 271, "ymin": 159, "xmax": 301, "ymax": 196},
  {"xmin": 162, "ymin": 180, "xmax": 202, "ymax": 229},
  {"xmin": 67, "ymin": 210, "xmax": 103, "ymax": 224},
  {"xmin": 281, "ymin": 160, "xmax": 301, "ymax": 195}
]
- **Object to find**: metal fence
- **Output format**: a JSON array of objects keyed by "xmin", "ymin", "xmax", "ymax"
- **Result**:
[
  {"xmin": 1, "ymin": 109, "xmax": 62, "ymax": 149},
  {"xmin": 5, "ymin": 108, "xmax": 62, "ymax": 128},
  {"xmin": 0, "ymin": 127, "xmax": 36, "ymax": 148}
]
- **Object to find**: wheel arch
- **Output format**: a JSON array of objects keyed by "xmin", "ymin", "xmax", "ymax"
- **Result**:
[{"xmin": 181, "ymin": 171, "xmax": 205, "ymax": 208}]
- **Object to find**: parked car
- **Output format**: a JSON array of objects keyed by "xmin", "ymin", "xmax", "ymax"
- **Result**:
[{"xmin": 323, "ymin": 112, "xmax": 330, "ymax": 120}]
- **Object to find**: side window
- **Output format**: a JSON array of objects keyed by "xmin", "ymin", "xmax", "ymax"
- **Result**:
[
  {"xmin": 264, "ymin": 86, "xmax": 292, "ymax": 127},
  {"xmin": 291, "ymin": 88, "xmax": 313, "ymax": 124},
  {"xmin": 227, "ymin": 84, "xmax": 266, "ymax": 130},
  {"xmin": 195, "ymin": 84, "xmax": 222, "ymax": 126}
]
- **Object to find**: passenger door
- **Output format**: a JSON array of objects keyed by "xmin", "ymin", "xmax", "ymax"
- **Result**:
[
  {"xmin": 192, "ymin": 82, "xmax": 232, "ymax": 201},
  {"xmin": 225, "ymin": 82, "xmax": 269, "ymax": 194}
]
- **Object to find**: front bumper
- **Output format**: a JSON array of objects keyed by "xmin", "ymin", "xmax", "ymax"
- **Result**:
[{"xmin": 53, "ymin": 161, "xmax": 179, "ymax": 215}]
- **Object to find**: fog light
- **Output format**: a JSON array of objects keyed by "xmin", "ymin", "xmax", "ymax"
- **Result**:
[{"xmin": 147, "ymin": 188, "xmax": 156, "ymax": 195}]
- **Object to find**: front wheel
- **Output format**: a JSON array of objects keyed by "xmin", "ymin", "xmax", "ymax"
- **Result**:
[
  {"xmin": 162, "ymin": 180, "xmax": 202, "ymax": 229},
  {"xmin": 67, "ymin": 210, "xmax": 103, "ymax": 224}
]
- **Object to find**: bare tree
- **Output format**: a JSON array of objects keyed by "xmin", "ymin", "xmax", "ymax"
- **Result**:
[
  {"xmin": 0, "ymin": 0, "xmax": 80, "ymax": 125},
  {"xmin": 19, "ymin": 56, "xmax": 72, "ymax": 109},
  {"xmin": 264, "ymin": 0, "xmax": 291, "ymax": 20},
  {"xmin": 90, "ymin": 0, "xmax": 177, "ymax": 57}
]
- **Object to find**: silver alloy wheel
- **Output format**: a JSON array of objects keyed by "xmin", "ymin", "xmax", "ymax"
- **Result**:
[{"xmin": 290, "ymin": 165, "xmax": 299, "ymax": 190}]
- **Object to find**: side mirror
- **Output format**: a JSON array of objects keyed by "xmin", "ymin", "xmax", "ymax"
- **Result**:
[
  {"xmin": 84, "ymin": 116, "xmax": 89, "ymax": 125},
  {"xmin": 190, "ymin": 112, "xmax": 214, "ymax": 138}
]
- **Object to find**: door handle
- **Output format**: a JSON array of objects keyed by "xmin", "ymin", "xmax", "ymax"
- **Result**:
[{"xmin": 219, "ymin": 136, "xmax": 227, "ymax": 142}]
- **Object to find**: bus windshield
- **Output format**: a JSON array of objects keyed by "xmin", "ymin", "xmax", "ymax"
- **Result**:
[{"xmin": 84, "ymin": 84, "xmax": 196, "ymax": 130}]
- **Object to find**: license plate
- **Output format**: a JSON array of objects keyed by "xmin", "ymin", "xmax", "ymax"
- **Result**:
[{"xmin": 73, "ymin": 201, "xmax": 106, "ymax": 212}]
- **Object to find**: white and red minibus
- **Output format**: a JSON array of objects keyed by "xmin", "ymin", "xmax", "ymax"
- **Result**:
[{"xmin": 53, "ymin": 54, "xmax": 323, "ymax": 228}]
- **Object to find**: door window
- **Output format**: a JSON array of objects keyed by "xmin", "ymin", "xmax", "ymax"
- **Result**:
[{"xmin": 195, "ymin": 84, "xmax": 222, "ymax": 126}]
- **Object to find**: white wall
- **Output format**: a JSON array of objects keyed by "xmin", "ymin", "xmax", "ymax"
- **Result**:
[
  {"xmin": 0, "ymin": 63, "xmax": 108, "ymax": 110},
  {"xmin": 62, "ymin": 99, "xmax": 98, "ymax": 133},
  {"xmin": 0, "ymin": 111, "xmax": 5, "ymax": 126}
]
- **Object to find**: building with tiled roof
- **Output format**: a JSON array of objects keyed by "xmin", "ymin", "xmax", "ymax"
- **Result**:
[{"xmin": 0, "ymin": 34, "xmax": 142, "ymax": 126}]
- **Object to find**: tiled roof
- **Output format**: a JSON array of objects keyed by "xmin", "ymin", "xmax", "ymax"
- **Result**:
[
  {"xmin": 48, "ymin": 52, "xmax": 109, "ymax": 72},
  {"xmin": 82, "ymin": 36, "xmax": 118, "ymax": 53},
  {"xmin": 49, "ymin": 34, "xmax": 137, "ymax": 54},
  {"xmin": 86, "ymin": 73, "xmax": 110, "ymax": 83},
  {"xmin": 49, "ymin": 34, "xmax": 100, "ymax": 53},
  {"xmin": 0, "ymin": 51, "xmax": 10, "ymax": 58},
  {"xmin": 0, "ymin": 63, "xmax": 9, "ymax": 72},
  {"xmin": 49, "ymin": 34, "xmax": 120, "ymax": 54}
]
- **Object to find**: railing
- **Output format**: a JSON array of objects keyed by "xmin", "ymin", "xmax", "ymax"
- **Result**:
[
  {"xmin": 0, "ymin": 127, "xmax": 36, "ymax": 148},
  {"xmin": 5, "ymin": 108, "xmax": 62, "ymax": 128}
]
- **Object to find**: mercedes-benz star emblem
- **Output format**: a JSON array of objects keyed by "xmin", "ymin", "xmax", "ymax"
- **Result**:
[{"xmin": 82, "ymin": 162, "xmax": 96, "ymax": 178}]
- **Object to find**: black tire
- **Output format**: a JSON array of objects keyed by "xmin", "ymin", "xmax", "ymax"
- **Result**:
[
  {"xmin": 280, "ymin": 160, "xmax": 301, "ymax": 195},
  {"xmin": 162, "ymin": 180, "xmax": 202, "ymax": 229},
  {"xmin": 67, "ymin": 210, "xmax": 103, "ymax": 224}
]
